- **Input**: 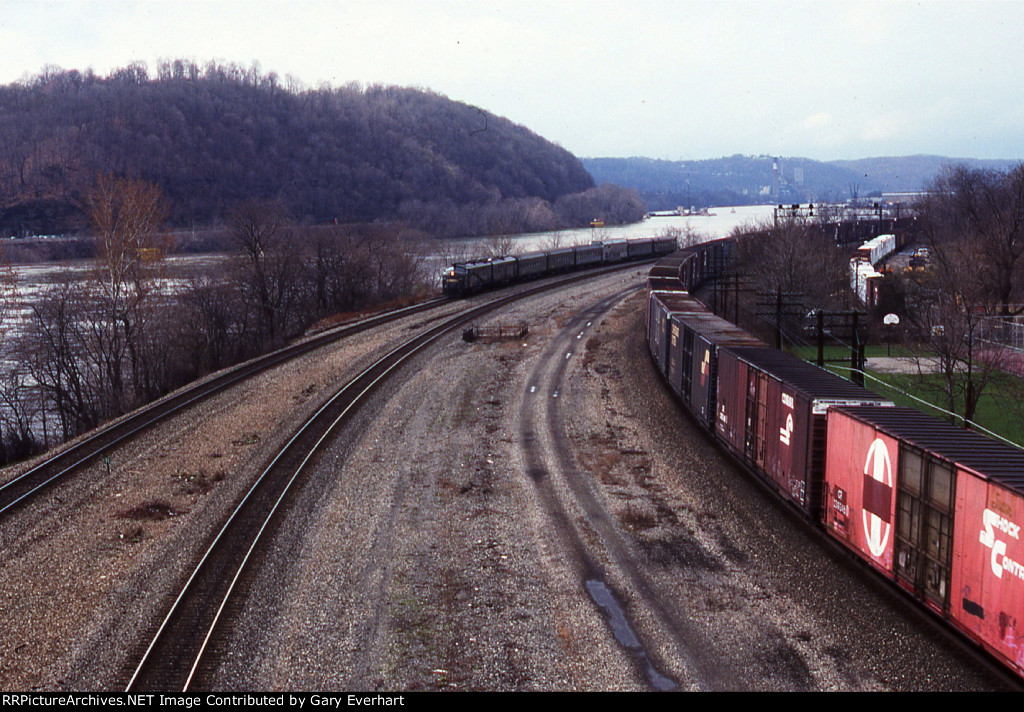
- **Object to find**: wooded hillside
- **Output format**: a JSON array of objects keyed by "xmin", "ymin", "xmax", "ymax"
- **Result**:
[
  {"xmin": 0, "ymin": 61, "xmax": 642, "ymax": 238},
  {"xmin": 583, "ymin": 154, "xmax": 1022, "ymax": 210}
]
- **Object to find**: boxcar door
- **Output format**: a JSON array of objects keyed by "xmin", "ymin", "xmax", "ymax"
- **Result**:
[
  {"xmin": 894, "ymin": 446, "xmax": 955, "ymax": 612},
  {"xmin": 744, "ymin": 368, "xmax": 769, "ymax": 469}
]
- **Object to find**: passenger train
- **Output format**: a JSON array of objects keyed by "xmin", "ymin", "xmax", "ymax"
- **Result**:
[{"xmin": 441, "ymin": 236, "xmax": 677, "ymax": 297}]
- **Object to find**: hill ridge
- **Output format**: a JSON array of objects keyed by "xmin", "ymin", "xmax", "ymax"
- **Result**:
[{"xmin": 0, "ymin": 61, "xmax": 643, "ymax": 238}]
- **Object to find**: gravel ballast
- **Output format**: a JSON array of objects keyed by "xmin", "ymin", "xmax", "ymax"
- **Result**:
[{"xmin": 0, "ymin": 270, "xmax": 1012, "ymax": 691}]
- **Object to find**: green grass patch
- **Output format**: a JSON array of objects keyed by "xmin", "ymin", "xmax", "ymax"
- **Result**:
[
  {"xmin": 819, "ymin": 364, "xmax": 1024, "ymax": 448},
  {"xmin": 788, "ymin": 343, "xmax": 916, "ymax": 362}
]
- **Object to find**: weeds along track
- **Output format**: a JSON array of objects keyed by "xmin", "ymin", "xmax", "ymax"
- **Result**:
[{"xmin": 0, "ymin": 298, "xmax": 449, "ymax": 519}]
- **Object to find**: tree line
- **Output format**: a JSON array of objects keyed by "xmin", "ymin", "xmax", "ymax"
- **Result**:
[
  {"xmin": 728, "ymin": 163, "xmax": 1024, "ymax": 433},
  {"xmin": 0, "ymin": 176, "xmax": 428, "ymax": 464}
]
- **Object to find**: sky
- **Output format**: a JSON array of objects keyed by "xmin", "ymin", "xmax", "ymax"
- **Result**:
[{"xmin": 3, "ymin": 0, "xmax": 1024, "ymax": 162}]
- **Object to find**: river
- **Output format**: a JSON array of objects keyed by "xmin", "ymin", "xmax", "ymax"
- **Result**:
[
  {"xmin": 446, "ymin": 204, "xmax": 776, "ymax": 255},
  {"xmin": 2, "ymin": 205, "xmax": 777, "ymax": 351}
]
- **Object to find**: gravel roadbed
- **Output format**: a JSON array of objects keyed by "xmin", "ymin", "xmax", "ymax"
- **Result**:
[
  {"xmin": 0, "ymin": 273, "xmax": 1010, "ymax": 691},
  {"xmin": 209, "ymin": 270, "xmax": 649, "ymax": 691},
  {"xmin": 0, "ymin": 302, "xmax": 466, "ymax": 691}
]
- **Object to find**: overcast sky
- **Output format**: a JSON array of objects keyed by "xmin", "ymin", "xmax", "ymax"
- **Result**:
[{"xmin": 3, "ymin": 0, "xmax": 1023, "ymax": 162}]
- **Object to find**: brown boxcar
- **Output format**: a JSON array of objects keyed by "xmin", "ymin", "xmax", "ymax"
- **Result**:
[
  {"xmin": 647, "ymin": 291, "xmax": 706, "ymax": 377},
  {"xmin": 824, "ymin": 406, "xmax": 1024, "ymax": 677},
  {"xmin": 715, "ymin": 347, "xmax": 892, "ymax": 518},
  {"xmin": 668, "ymin": 312, "xmax": 765, "ymax": 427},
  {"xmin": 647, "ymin": 252, "xmax": 687, "ymax": 292}
]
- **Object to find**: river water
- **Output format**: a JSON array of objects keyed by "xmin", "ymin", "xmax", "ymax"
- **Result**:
[
  {"xmin": 447, "ymin": 204, "xmax": 775, "ymax": 255},
  {"xmin": 2, "ymin": 205, "xmax": 776, "ymax": 356}
]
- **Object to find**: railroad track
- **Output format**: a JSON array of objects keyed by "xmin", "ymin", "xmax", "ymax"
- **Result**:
[
  {"xmin": 123, "ymin": 263, "xmax": 651, "ymax": 690},
  {"xmin": 0, "ymin": 298, "xmax": 449, "ymax": 519}
]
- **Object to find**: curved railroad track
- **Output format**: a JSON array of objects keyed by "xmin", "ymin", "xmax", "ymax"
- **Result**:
[
  {"xmin": 0, "ymin": 298, "xmax": 450, "ymax": 519},
  {"xmin": 123, "ymin": 263, "xmax": 655, "ymax": 691}
]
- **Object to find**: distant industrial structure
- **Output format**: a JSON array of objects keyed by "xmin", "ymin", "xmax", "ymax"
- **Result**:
[{"xmin": 769, "ymin": 157, "xmax": 806, "ymax": 203}]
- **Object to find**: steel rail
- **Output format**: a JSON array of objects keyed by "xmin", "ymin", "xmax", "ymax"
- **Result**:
[
  {"xmin": 0, "ymin": 298, "xmax": 449, "ymax": 518},
  {"xmin": 124, "ymin": 262, "xmax": 648, "ymax": 691}
]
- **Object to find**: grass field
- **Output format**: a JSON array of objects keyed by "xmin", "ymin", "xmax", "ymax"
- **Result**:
[
  {"xmin": 857, "ymin": 370, "xmax": 1024, "ymax": 447},
  {"xmin": 789, "ymin": 345, "xmax": 1024, "ymax": 448}
]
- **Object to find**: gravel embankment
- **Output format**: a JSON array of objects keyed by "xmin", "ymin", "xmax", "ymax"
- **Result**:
[
  {"xmin": 0, "ymin": 268, "xmax": 1013, "ymax": 692},
  {"xmin": 0, "ymin": 302, "xmax": 466, "ymax": 691}
]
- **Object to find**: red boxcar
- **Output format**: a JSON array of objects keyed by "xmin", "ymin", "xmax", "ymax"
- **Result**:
[
  {"xmin": 716, "ymin": 347, "xmax": 892, "ymax": 518},
  {"xmin": 823, "ymin": 406, "xmax": 1024, "ymax": 676},
  {"xmin": 823, "ymin": 407, "xmax": 902, "ymax": 575}
]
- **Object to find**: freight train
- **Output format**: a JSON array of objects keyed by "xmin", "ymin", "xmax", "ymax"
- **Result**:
[
  {"xmin": 849, "ymin": 231, "xmax": 912, "ymax": 308},
  {"xmin": 442, "ymin": 236, "xmax": 677, "ymax": 297},
  {"xmin": 648, "ymin": 238, "xmax": 1024, "ymax": 682}
]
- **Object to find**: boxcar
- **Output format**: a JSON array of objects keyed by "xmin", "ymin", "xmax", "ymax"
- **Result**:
[
  {"xmin": 671, "ymin": 313, "xmax": 765, "ymax": 428},
  {"xmin": 647, "ymin": 291, "xmax": 707, "ymax": 378},
  {"xmin": 823, "ymin": 405, "xmax": 1024, "ymax": 676},
  {"xmin": 695, "ymin": 239, "xmax": 733, "ymax": 288},
  {"xmin": 677, "ymin": 251, "xmax": 702, "ymax": 291},
  {"xmin": 855, "ymin": 233, "xmax": 898, "ymax": 265},
  {"xmin": 715, "ymin": 347, "xmax": 892, "ymax": 518},
  {"xmin": 648, "ymin": 252, "xmax": 686, "ymax": 291}
]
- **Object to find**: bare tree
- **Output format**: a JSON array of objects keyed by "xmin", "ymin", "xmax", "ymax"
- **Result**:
[
  {"xmin": 83, "ymin": 173, "xmax": 169, "ymax": 411},
  {"xmin": 483, "ymin": 232, "xmax": 518, "ymax": 257},
  {"xmin": 174, "ymin": 274, "xmax": 245, "ymax": 374},
  {"xmin": 920, "ymin": 164, "xmax": 1024, "ymax": 319},
  {"xmin": 0, "ymin": 367, "xmax": 41, "ymax": 461},
  {"xmin": 0, "ymin": 248, "xmax": 35, "ymax": 460},
  {"xmin": 734, "ymin": 216, "xmax": 847, "ymax": 309},
  {"xmin": 24, "ymin": 278, "xmax": 96, "ymax": 437},
  {"xmin": 538, "ymin": 230, "xmax": 565, "ymax": 252},
  {"xmin": 904, "ymin": 220, "xmax": 1008, "ymax": 426},
  {"xmin": 229, "ymin": 200, "xmax": 303, "ymax": 350},
  {"xmin": 0, "ymin": 243, "xmax": 17, "ymax": 325}
]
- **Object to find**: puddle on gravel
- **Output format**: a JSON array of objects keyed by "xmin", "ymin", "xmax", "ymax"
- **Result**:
[{"xmin": 585, "ymin": 578, "xmax": 677, "ymax": 691}]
